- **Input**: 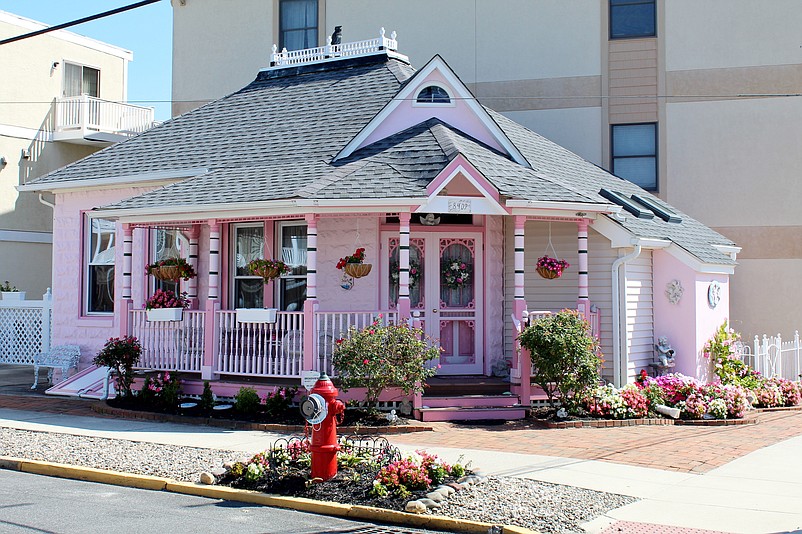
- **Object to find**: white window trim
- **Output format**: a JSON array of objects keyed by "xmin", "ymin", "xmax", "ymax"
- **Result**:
[
  {"xmin": 63, "ymin": 61, "xmax": 101, "ymax": 98},
  {"xmin": 84, "ymin": 216, "xmax": 115, "ymax": 316},
  {"xmin": 412, "ymin": 82, "xmax": 456, "ymax": 108},
  {"xmin": 274, "ymin": 220, "xmax": 308, "ymax": 311},
  {"xmin": 230, "ymin": 222, "xmax": 266, "ymax": 309}
]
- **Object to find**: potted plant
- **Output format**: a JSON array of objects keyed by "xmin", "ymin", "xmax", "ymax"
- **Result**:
[
  {"xmin": 146, "ymin": 257, "xmax": 197, "ymax": 282},
  {"xmin": 247, "ymin": 258, "xmax": 290, "ymax": 282},
  {"xmin": 536, "ymin": 256, "xmax": 569, "ymax": 279},
  {"xmin": 145, "ymin": 289, "xmax": 189, "ymax": 322},
  {"xmin": 0, "ymin": 280, "xmax": 25, "ymax": 300},
  {"xmin": 337, "ymin": 247, "xmax": 371, "ymax": 278}
]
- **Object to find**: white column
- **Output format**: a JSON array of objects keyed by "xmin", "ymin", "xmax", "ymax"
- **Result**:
[
  {"xmin": 513, "ymin": 216, "xmax": 527, "ymax": 317},
  {"xmin": 122, "ymin": 223, "xmax": 133, "ymax": 300},
  {"xmin": 207, "ymin": 220, "xmax": 220, "ymax": 301},
  {"xmin": 305, "ymin": 214, "xmax": 317, "ymax": 300},
  {"xmin": 577, "ymin": 219, "xmax": 590, "ymax": 316},
  {"xmin": 398, "ymin": 212, "xmax": 411, "ymax": 320},
  {"xmin": 187, "ymin": 225, "xmax": 199, "ymax": 305}
]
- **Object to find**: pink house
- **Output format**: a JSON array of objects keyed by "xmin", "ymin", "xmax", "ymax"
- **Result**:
[{"xmin": 19, "ymin": 35, "xmax": 738, "ymax": 420}]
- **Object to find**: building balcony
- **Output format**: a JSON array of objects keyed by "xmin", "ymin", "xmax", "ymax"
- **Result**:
[{"xmin": 53, "ymin": 95, "xmax": 156, "ymax": 145}]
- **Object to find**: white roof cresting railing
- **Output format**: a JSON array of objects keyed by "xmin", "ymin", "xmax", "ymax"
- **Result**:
[{"xmin": 269, "ymin": 28, "xmax": 402, "ymax": 69}]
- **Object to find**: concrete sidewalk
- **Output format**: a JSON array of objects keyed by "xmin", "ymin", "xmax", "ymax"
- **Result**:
[{"xmin": 1, "ymin": 404, "xmax": 801, "ymax": 533}]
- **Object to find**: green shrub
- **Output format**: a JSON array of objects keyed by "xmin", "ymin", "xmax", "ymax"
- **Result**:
[
  {"xmin": 518, "ymin": 309, "xmax": 602, "ymax": 410},
  {"xmin": 333, "ymin": 317, "xmax": 439, "ymax": 407},
  {"xmin": 199, "ymin": 381, "xmax": 215, "ymax": 413},
  {"xmin": 93, "ymin": 336, "xmax": 142, "ymax": 398},
  {"xmin": 234, "ymin": 387, "xmax": 261, "ymax": 414},
  {"xmin": 264, "ymin": 386, "xmax": 297, "ymax": 419},
  {"xmin": 704, "ymin": 321, "xmax": 763, "ymax": 390}
]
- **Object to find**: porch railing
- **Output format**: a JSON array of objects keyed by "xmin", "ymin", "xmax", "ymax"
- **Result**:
[
  {"xmin": 315, "ymin": 310, "xmax": 400, "ymax": 375},
  {"xmin": 130, "ymin": 309, "xmax": 205, "ymax": 372},
  {"xmin": 216, "ymin": 310, "xmax": 304, "ymax": 377},
  {"xmin": 54, "ymin": 95, "xmax": 155, "ymax": 136}
]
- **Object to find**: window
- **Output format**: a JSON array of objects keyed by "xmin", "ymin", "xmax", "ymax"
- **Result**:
[
  {"xmin": 279, "ymin": 0, "xmax": 318, "ymax": 51},
  {"xmin": 86, "ymin": 217, "xmax": 115, "ymax": 314},
  {"xmin": 63, "ymin": 63, "xmax": 100, "ymax": 97},
  {"xmin": 416, "ymin": 85, "xmax": 451, "ymax": 104},
  {"xmin": 611, "ymin": 123, "xmax": 658, "ymax": 191},
  {"xmin": 232, "ymin": 224, "xmax": 265, "ymax": 309},
  {"xmin": 609, "ymin": 0, "xmax": 656, "ymax": 39},
  {"xmin": 276, "ymin": 222, "xmax": 307, "ymax": 311},
  {"xmin": 151, "ymin": 229, "xmax": 189, "ymax": 294}
]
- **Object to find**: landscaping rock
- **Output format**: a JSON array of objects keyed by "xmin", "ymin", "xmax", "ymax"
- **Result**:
[
  {"xmin": 435, "ymin": 485, "xmax": 455, "ymax": 496},
  {"xmin": 425, "ymin": 491, "xmax": 445, "ymax": 502},
  {"xmin": 405, "ymin": 500, "xmax": 427, "ymax": 514},
  {"xmin": 210, "ymin": 467, "xmax": 227, "ymax": 477},
  {"xmin": 199, "ymin": 472, "xmax": 216, "ymax": 485},
  {"xmin": 417, "ymin": 498, "xmax": 442, "ymax": 509},
  {"xmin": 655, "ymin": 404, "xmax": 681, "ymax": 419}
]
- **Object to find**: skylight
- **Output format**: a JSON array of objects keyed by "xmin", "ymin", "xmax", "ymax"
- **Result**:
[
  {"xmin": 600, "ymin": 189, "xmax": 654, "ymax": 219},
  {"xmin": 630, "ymin": 194, "xmax": 682, "ymax": 223}
]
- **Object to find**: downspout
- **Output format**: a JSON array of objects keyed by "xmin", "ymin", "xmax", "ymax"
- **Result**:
[
  {"xmin": 38, "ymin": 194, "xmax": 55, "ymax": 209},
  {"xmin": 611, "ymin": 244, "xmax": 641, "ymax": 387}
]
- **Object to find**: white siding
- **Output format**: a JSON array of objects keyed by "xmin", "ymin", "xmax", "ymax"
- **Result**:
[
  {"xmin": 588, "ymin": 229, "xmax": 616, "ymax": 382},
  {"xmin": 625, "ymin": 251, "xmax": 654, "ymax": 382}
]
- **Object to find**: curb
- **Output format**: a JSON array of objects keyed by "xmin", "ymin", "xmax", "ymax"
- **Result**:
[
  {"xmin": 0, "ymin": 456, "xmax": 537, "ymax": 534},
  {"xmin": 91, "ymin": 403, "xmax": 434, "ymax": 435}
]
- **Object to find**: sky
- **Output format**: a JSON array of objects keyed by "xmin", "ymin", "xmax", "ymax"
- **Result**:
[{"xmin": 0, "ymin": 0, "xmax": 173, "ymax": 121}]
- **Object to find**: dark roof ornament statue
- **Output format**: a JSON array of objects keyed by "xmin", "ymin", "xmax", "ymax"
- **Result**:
[{"xmin": 330, "ymin": 26, "xmax": 342, "ymax": 45}]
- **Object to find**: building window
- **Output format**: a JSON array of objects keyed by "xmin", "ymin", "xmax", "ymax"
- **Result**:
[
  {"xmin": 609, "ymin": 0, "xmax": 656, "ymax": 39},
  {"xmin": 276, "ymin": 222, "xmax": 307, "ymax": 312},
  {"xmin": 151, "ymin": 229, "xmax": 188, "ymax": 295},
  {"xmin": 416, "ymin": 85, "xmax": 451, "ymax": 104},
  {"xmin": 86, "ymin": 217, "xmax": 115, "ymax": 314},
  {"xmin": 232, "ymin": 224, "xmax": 265, "ymax": 309},
  {"xmin": 279, "ymin": 0, "xmax": 318, "ymax": 51},
  {"xmin": 611, "ymin": 123, "xmax": 658, "ymax": 191},
  {"xmin": 63, "ymin": 62, "xmax": 100, "ymax": 97}
]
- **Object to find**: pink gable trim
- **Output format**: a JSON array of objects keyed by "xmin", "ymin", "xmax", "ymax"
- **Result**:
[
  {"xmin": 357, "ymin": 69, "xmax": 507, "ymax": 154},
  {"xmin": 427, "ymin": 154, "xmax": 501, "ymax": 202}
]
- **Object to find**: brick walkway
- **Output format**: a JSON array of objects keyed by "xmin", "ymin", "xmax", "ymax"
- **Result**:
[{"xmin": 2, "ymin": 393, "xmax": 801, "ymax": 474}]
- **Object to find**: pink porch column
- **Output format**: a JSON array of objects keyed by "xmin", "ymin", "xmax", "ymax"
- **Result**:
[
  {"xmin": 202, "ymin": 220, "xmax": 220, "ymax": 380},
  {"xmin": 577, "ymin": 219, "xmax": 590, "ymax": 317},
  {"xmin": 397, "ymin": 212, "xmax": 411, "ymax": 321},
  {"xmin": 510, "ymin": 216, "xmax": 530, "ymax": 404},
  {"xmin": 187, "ymin": 225, "xmax": 199, "ymax": 309},
  {"xmin": 119, "ymin": 223, "xmax": 133, "ymax": 337},
  {"xmin": 303, "ymin": 214, "xmax": 319, "ymax": 373}
]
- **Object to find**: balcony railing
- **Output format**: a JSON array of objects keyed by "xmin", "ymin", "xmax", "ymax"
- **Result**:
[
  {"xmin": 269, "ymin": 28, "xmax": 400, "ymax": 69},
  {"xmin": 130, "ymin": 309, "xmax": 205, "ymax": 372},
  {"xmin": 53, "ymin": 95, "xmax": 155, "ymax": 144}
]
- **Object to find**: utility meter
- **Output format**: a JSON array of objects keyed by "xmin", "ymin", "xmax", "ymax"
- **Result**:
[{"xmin": 300, "ymin": 393, "xmax": 327, "ymax": 425}]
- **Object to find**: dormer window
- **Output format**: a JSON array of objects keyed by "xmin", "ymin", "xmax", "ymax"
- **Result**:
[{"xmin": 416, "ymin": 85, "xmax": 451, "ymax": 104}]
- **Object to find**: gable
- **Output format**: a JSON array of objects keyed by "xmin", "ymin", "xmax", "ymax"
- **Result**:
[
  {"xmin": 334, "ymin": 56, "xmax": 529, "ymax": 167},
  {"xmin": 417, "ymin": 155, "xmax": 507, "ymax": 216}
]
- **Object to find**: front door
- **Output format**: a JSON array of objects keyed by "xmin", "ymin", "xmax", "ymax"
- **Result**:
[{"xmin": 382, "ymin": 231, "xmax": 484, "ymax": 375}]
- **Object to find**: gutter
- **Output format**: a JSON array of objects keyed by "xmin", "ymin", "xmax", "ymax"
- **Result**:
[{"xmin": 610, "ymin": 245, "xmax": 641, "ymax": 387}]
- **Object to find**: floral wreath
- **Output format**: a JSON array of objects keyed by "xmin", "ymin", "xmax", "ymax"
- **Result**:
[
  {"xmin": 441, "ymin": 260, "xmax": 471, "ymax": 289},
  {"xmin": 390, "ymin": 260, "xmax": 421, "ymax": 287}
]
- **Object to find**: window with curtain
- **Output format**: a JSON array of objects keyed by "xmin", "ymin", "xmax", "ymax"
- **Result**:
[
  {"xmin": 86, "ymin": 217, "xmax": 115, "ymax": 314},
  {"xmin": 611, "ymin": 123, "xmax": 658, "ymax": 191},
  {"xmin": 232, "ymin": 224, "xmax": 265, "ymax": 309},
  {"xmin": 63, "ymin": 63, "xmax": 100, "ymax": 97},
  {"xmin": 277, "ymin": 223, "xmax": 307, "ymax": 311},
  {"xmin": 609, "ymin": 0, "xmax": 656, "ymax": 39},
  {"xmin": 279, "ymin": 0, "xmax": 318, "ymax": 51},
  {"xmin": 152, "ymin": 229, "xmax": 189, "ymax": 294}
]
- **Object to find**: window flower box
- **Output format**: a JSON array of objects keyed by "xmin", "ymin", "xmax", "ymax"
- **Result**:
[
  {"xmin": 146, "ymin": 307, "xmax": 184, "ymax": 322},
  {"xmin": 236, "ymin": 308, "xmax": 278, "ymax": 324},
  {"xmin": 1, "ymin": 291, "xmax": 25, "ymax": 300}
]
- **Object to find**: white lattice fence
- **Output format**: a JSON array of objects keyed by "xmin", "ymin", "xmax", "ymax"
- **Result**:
[{"xmin": 0, "ymin": 291, "xmax": 52, "ymax": 365}]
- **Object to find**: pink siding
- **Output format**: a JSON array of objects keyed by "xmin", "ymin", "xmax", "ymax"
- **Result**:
[
  {"xmin": 358, "ymin": 70, "xmax": 506, "ymax": 154},
  {"xmin": 653, "ymin": 250, "xmax": 729, "ymax": 381},
  {"xmin": 52, "ymin": 187, "xmax": 157, "ymax": 366}
]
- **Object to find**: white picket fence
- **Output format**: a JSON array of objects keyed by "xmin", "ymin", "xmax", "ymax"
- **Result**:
[
  {"xmin": 0, "ymin": 290, "xmax": 53, "ymax": 365},
  {"xmin": 743, "ymin": 332, "xmax": 802, "ymax": 381}
]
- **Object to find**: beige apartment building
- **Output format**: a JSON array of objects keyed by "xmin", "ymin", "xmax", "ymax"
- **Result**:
[
  {"xmin": 170, "ymin": 0, "xmax": 802, "ymax": 340},
  {"xmin": 0, "ymin": 11, "xmax": 154, "ymax": 297}
]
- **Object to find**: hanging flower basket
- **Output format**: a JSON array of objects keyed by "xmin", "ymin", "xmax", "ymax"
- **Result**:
[
  {"xmin": 146, "ymin": 257, "xmax": 196, "ymax": 282},
  {"xmin": 536, "ymin": 256, "xmax": 569, "ymax": 280},
  {"xmin": 344, "ymin": 262, "xmax": 372, "ymax": 278},
  {"xmin": 247, "ymin": 258, "xmax": 290, "ymax": 282},
  {"xmin": 337, "ymin": 247, "xmax": 371, "ymax": 278}
]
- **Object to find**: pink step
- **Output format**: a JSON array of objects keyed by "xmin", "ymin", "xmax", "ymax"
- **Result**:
[
  {"xmin": 418, "ymin": 406, "xmax": 527, "ymax": 422},
  {"xmin": 423, "ymin": 394, "xmax": 520, "ymax": 409}
]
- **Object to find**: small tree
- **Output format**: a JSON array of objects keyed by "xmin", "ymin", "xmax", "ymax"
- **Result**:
[
  {"xmin": 518, "ymin": 309, "xmax": 601, "ymax": 410},
  {"xmin": 93, "ymin": 336, "xmax": 142, "ymax": 398},
  {"xmin": 333, "ymin": 318, "xmax": 439, "ymax": 407}
]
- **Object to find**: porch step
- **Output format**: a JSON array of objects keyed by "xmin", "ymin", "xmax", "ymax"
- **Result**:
[
  {"xmin": 423, "ymin": 394, "xmax": 519, "ymax": 409},
  {"xmin": 424, "ymin": 376, "xmax": 510, "ymax": 397},
  {"xmin": 418, "ymin": 405, "xmax": 527, "ymax": 422}
]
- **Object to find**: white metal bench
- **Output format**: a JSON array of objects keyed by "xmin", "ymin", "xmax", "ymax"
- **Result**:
[{"xmin": 31, "ymin": 345, "xmax": 81, "ymax": 389}]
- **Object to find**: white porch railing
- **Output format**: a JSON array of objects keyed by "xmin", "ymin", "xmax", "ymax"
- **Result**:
[
  {"xmin": 746, "ymin": 332, "xmax": 802, "ymax": 381},
  {"xmin": 270, "ymin": 28, "xmax": 399, "ymax": 68},
  {"xmin": 0, "ymin": 291, "xmax": 52, "ymax": 365},
  {"xmin": 130, "ymin": 309, "xmax": 205, "ymax": 372},
  {"xmin": 216, "ymin": 311, "xmax": 304, "ymax": 377},
  {"xmin": 54, "ymin": 95, "xmax": 155, "ymax": 137},
  {"xmin": 315, "ymin": 311, "xmax": 400, "ymax": 375}
]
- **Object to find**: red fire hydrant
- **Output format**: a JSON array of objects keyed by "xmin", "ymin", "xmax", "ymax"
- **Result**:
[{"xmin": 300, "ymin": 374, "xmax": 345, "ymax": 481}]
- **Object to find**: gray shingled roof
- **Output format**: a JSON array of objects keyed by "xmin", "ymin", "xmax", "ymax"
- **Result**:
[{"xmin": 30, "ymin": 52, "xmax": 735, "ymax": 265}]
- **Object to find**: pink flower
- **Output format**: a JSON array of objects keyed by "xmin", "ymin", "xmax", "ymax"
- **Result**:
[{"xmin": 363, "ymin": 359, "xmax": 369, "ymax": 365}]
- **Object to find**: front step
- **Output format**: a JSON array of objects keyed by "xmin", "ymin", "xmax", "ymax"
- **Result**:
[
  {"xmin": 418, "ymin": 405, "xmax": 527, "ymax": 422},
  {"xmin": 423, "ymin": 394, "xmax": 519, "ymax": 409}
]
